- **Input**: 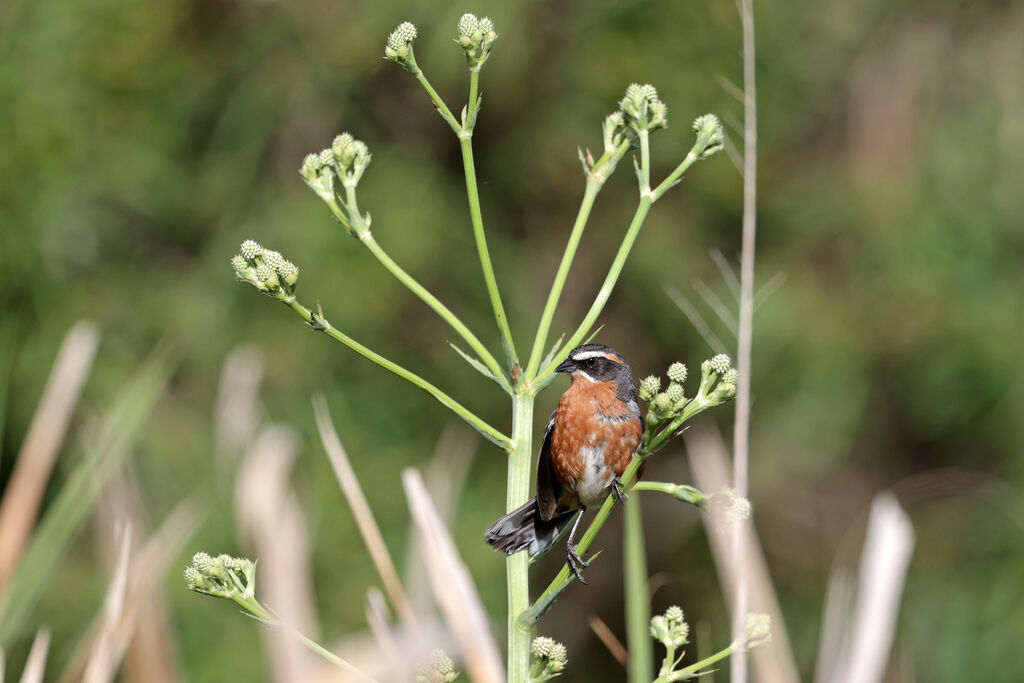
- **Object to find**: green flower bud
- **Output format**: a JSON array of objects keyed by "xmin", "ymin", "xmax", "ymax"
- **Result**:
[
  {"xmin": 299, "ymin": 148, "xmax": 336, "ymax": 202},
  {"xmin": 655, "ymin": 392, "xmax": 673, "ymax": 413},
  {"xmin": 619, "ymin": 82, "xmax": 667, "ymax": 133},
  {"xmin": 385, "ymin": 22, "xmax": 419, "ymax": 71},
  {"xmin": 456, "ymin": 13, "xmax": 497, "ymax": 69},
  {"xmin": 317, "ymin": 148, "xmax": 333, "ymax": 168},
  {"xmin": 332, "ymin": 133, "xmax": 354, "ymax": 160},
  {"xmin": 299, "ymin": 153, "xmax": 321, "ymax": 182},
  {"xmin": 666, "ymin": 382, "xmax": 685, "ymax": 403},
  {"xmin": 651, "ymin": 606, "xmax": 689, "ymax": 648},
  {"xmin": 547, "ymin": 641, "xmax": 567, "ymax": 672},
  {"xmin": 709, "ymin": 354, "xmax": 731, "ymax": 375},
  {"xmin": 722, "ymin": 368, "xmax": 737, "ymax": 386},
  {"xmin": 262, "ymin": 250, "xmax": 284, "ymax": 272},
  {"xmin": 191, "ymin": 552, "xmax": 215, "ymax": 573},
  {"xmin": 278, "ymin": 260, "xmax": 299, "ymax": 289},
  {"xmin": 230, "ymin": 254, "xmax": 248, "ymax": 274},
  {"xmin": 667, "ymin": 362, "xmax": 687, "ymax": 384},
  {"xmin": 328, "ymin": 133, "xmax": 372, "ymax": 187},
  {"xmin": 239, "ymin": 240, "xmax": 263, "ymax": 262},
  {"xmin": 650, "ymin": 614, "xmax": 669, "ymax": 642},
  {"xmin": 531, "ymin": 636, "xmax": 555, "ymax": 659},
  {"xmin": 183, "ymin": 565, "xmax": 203, "ymax": 590},
  {"xmin": 692, "ymin": 114, "xmax": 724, "ymax": 159},
  {"xmin": 602, "ymin": 111, "xmax": 628, "ymax": 154},
  {"xmin": 638, "ymin": 375, "xmax": 661, "ymax": 402},
  {"xmin": 457, "ymin": 13, "xmax": 478, "ymax": 37}
]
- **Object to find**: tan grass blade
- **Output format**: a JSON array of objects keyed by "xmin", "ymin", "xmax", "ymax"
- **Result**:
[
  {"xmin": 684, "ymin": 422, "xmax": 800, "ymax": 683},
  {"xmin": 588, "ymin": 615, "xmax": 628, "ymax": 666},
  {"xmin": 18, "ymin": 628, "xmax": 51, "ymax": 683},
  {"xmin": 214, "ymin": 344, "xmax": 265, "ymax": 463},
  {"xmin": 58, "ymin": 493, "xmax": 200, "ymax": 683},
  {"xmin": 236, "ymin": 425, "xmax": 320, "ymax": 683},
  {"xmin": 0, "ymin": 320, "xmax": 99, "ymax": 593},
  {"xmin": 313, "ymin": 394, "xmax": 417, "ymax": 628},
  {"xmin": 82, "ymin": 524, "xmax": 132, "ymax": 683},
  {"xmin": 402, "ymin": 468, "xmax": 504, "ymax": 683},
  {"xmin": 405, "ymin": 424, "xmax": 476, "ymax": 615},
  {"xmin": 824, "ymin": 493, "xmax": 915, "ymax": 683}
]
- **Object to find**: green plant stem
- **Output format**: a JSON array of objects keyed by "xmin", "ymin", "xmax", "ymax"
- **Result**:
[
  {"xmin": 413, "ymin": 67, "xmax": 460, "ymax": 133},
  {"xmin": 624, "ymin": 494, "xmax": 652, "ymax": 682},
  {"xmin": 467, "ymin": 68, "xmax": 480, "ymax": 126},
  {"xmin": 655, "ymin": 643, "xmax": 737, "ymax": 683},
  {"xmin": 360, "ymin": 233, "xmax": 508, "ymax": 389},
  {"xmin": 460, "ymin": 135, "xmax": 518, "ymax": 366},
  {"xmin": 639, "ymin": 129, "xmax": 651, "ymax": 191},
  {"xmin": 524, "ymin": 178, "xmax": 602, "ymax": 381},
  {"xmin": 234, "ymin": 594, "xmax": 378, "ymax": 682},
  {"xmin": 323, "ymin": 192, "xmax": 509, "ymax": 391},
  {"xmin": 533, "ymin": 144, "xmax": 707, "ymax": 384},
  {"xmin": 506, "ymin": 390, "xmax": 535, "ymax": 680},
  {"xmin": 282, "ymin": 297, "xmax": 511, "ymax": 449},
  {"xmin": 632, "ymin": 481, "xmax": 706, "ymax": 506},
  {"xmin": 533, "ymin": 195, "xmax": 652, "ymax": 383}
]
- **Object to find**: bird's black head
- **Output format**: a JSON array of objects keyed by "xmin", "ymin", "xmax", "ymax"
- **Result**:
[{"xmin": 555, "ymin": 343, "xmax": 634, "ymax": 387}]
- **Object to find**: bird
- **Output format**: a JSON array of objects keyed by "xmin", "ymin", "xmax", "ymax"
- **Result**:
[{"xmin": 484, "ymin": 343, "xmax": 645, "ymax": 583}]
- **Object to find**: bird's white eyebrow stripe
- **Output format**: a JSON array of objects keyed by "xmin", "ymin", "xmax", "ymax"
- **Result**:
[
  {"xmin": 571, "ymin": 350, "xmax": 616, "ymax": 362},
  {"xmin": 574, "ymin": 370, "xmax": 598, "ymax": 383}
]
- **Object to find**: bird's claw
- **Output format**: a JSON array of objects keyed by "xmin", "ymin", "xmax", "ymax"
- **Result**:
[
  {"xmin": 566, "ymin": 543, "xmax": 590, "ymax": 585},
  {"xmin": 610, "ymin": 479, "xmax": 626, "ymax": 505}
]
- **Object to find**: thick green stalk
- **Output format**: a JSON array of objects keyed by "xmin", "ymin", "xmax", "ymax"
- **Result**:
[
  {"xmin": 506, "ymin": 390, "xmax": 535, "ymax": 680},
  {"xmin": 283, "ymin": 298, "xmax": 511, "ymax": 449},
  {"xmin": 624, "ymin": 494, "xmax": 652, "ymax": 682},
  {"xmin": 524, "ymin": 179, "xmax": 602, "ymax": 381},
  {"xmin": 460, "ymin": 136, "xmax": 518, "ymax": 366}
]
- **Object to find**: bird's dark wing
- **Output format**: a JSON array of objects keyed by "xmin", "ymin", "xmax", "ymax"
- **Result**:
[{"xmin": 536, "ymin": 410, "xmax": 561, "ymax": 522}]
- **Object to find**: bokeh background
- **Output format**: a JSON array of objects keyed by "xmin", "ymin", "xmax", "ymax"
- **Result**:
[{"xmin": 2, "ymin": 0, "xmax": 1022, "ymax": 680}]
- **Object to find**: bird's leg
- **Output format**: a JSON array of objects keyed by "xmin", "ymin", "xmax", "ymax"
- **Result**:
[
  {"xmin": 565, "ymin": 508, "xmax": 590, "ymax": 584},
  {"xmin": 610, "ymin": 479, "xmax": 626, "ymax": 505}
]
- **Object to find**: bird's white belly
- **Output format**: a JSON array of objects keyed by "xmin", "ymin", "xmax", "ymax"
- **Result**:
[{"xmin": 575, "ymin": 441, "xmax": 613, "ymax": 508}]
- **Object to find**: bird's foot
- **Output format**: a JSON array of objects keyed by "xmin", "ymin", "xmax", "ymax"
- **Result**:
[
  {"xmin": 566, "ymin": 543, "xmax": 591, "ymax": 585},
  {"xmin": 611, "ymin": 477, "xmax": 628, "ymax": 504}
]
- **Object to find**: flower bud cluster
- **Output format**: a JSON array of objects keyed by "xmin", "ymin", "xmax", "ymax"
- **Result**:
[
  {"xmin": 232, "ymin": 240, "xmax": 299, "ymax": 299},
  {"xmin": 530, "ymin": 636, "xmax": 568, "ymax": 679},
  {"xmin": 416, "ymin": 648, "xmax": 459, "ymax": 683},
  {"xmin": 650, "ymin": 605, "xmax": 690, "ymax": 650},
  {"xmin": 699, "ymin": 353, "xmax": 737, "ymax": 403},
  {"xmin": 300, "ymin": 132, "xmax": 373, "ymax": 237},
  {"xmin": 619, "ymin": 83, "xmax": 668, "ymax": 135},
  {"xmin": 183, "ymin": 552, "xmax": 256, "ymax": 599},
  {"xmin": 385, "ymin": 21, "xmax": 419, "ymax": 72},
  {"xmin": 301, "ymin": 132, "xmax": 372, "ymax": 195},
  {"xmin": 692, "ymin": 114, "xmax": 725, "ymax": 159},
  {"xmin": 456, "ymin": 13, "xmax": 497, "ymax": 69}
]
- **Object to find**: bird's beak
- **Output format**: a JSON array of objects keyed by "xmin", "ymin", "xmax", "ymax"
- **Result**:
[{"xmin": 555, "ymin": 358, "xmax": 576, "ymax": 374}]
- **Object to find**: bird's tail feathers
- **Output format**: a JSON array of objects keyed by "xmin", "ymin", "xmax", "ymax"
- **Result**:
[{"xmin": 484, "ymin": 498, "xmax": 578, "ymax": 559}]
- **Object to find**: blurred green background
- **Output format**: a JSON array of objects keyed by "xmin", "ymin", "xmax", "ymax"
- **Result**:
[{"xmin": 2, "ymin": 0, "xmax": 1023, "ymax": 680}]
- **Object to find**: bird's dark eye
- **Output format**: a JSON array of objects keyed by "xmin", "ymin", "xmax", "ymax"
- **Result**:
[{"xmin": 585, "ymin": 358, "xmax": 598, "ymax": 368}]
